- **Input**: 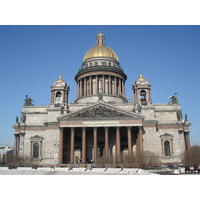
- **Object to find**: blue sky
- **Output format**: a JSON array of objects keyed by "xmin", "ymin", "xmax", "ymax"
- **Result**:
[{"xmin": 0, "ymin": 25, "xmax": 200, "ymax": 147}]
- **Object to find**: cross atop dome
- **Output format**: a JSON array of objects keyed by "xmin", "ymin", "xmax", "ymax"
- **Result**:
[{"xmin": 56, "ymin": 74, "xmax": 65, "ymax": 83}]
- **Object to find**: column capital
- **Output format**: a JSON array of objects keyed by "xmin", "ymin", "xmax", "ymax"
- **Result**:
[
  {"xmin": 116, "ymin": 127, "xmax": 121, "ymax": 131},
  {"xmin": 104, "ymin": 127, "xmax": 109, "ymax": 131},
  {"xmin": 82, "ymin": 127, "xmax": 86, "ymax": 131},
  {"xmin": 70, "ymin": 127, "xmax": 75, "ymax": 131},
  {"xmin": 185, "ymin": 131, "xmax": 190, "ymax": 135},
  {"xmin": 93, "ymin": 127, "xmax": 97, "ymax": 131},
  {"xmin": 127, "ymin": 126, "xmax": 132, "ymax": 131}
]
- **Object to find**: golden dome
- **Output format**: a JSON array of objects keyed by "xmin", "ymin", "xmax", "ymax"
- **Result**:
[
  {"xmin": 83, "ymin": 44, "xmax": 119, "ymax": 62},
  {"xmin": 83, "ymin": 32, "xmax": 119, "ymax": 62},
  {"xmin": 56, "ymin": 75, "xmax": 65, "ymax": 83},
  {"xmin": 137, "ymin": 73, "xmax": 147, "ymax": 82}
]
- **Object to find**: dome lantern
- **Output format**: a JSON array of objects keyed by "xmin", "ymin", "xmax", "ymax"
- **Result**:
[{"xmin": 96, "ymin": 31, "xmax": 105, "ymax": 45}]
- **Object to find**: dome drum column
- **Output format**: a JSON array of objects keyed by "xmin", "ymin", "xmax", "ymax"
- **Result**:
[
  {"xmin": 102, "ymin": 75, "xmax": 105, "ymax": 94},
  {"xmin": 114, "ymin": 77, "xmax": 117, "ymax": 95},
  {"xmin": 96, "ymin": 75, "xmax": 98, "ymax": 94},
  {"xmin": 109, "ymin": 76, "xmax": 111, "ymax": 94},
  {"xmin": 122, "ymin": 80, "xmax": 125, "ymax": 97},
  {"xmin": 119, "ymin": 77, "xmax": 122, "ymax": 95},
  {"xmin": 84, "ymin": 77, "xmax": 87, "ymax": 96},
  {"xmin": 80, "ymin": 79, "xmax": 82, "ymax": 97}
]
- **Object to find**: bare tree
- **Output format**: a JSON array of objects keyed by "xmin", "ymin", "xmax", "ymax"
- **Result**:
[
  {"xmin": 96, "ymin": 151, "xmax": 160, "ymax": 169},
  {"xmin": 136, "ymin": 151, "xmax": 161, "ymax": 169},
  {"xmin": 6, "ymin": 155, "xmax": 36, "ymax": 168},
  {"xmin": 182, "ymin": 145, "xmax": 200, "ymax": 167}
]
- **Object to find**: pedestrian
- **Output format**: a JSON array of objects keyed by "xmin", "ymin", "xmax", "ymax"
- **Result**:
[
  {"xmin": 190, "ymin": 166, "xmax": 194, "ymax": 173},
  {"xmin": 194, "ymin": 166, "xmax": 198, "ymax": 173},
  {"xmin": 185, "ymin": 166, "xmax": 188, "ymax": 173},
  {"xmin": 198, "ymin": 165, "xmax": 200, "ymax": 173}
]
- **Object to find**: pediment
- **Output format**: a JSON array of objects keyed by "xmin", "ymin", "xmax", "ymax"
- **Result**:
[
  {"xmin": 160, "ymin": 133, "xmax": 174, "ymax": 139},
  {"xmin": 30, "ymin": 135, "xmax": 44, "ymax": 141},
  {"xmin": 58, "ymin": 102, "xmax": 144, "ymax": 121},
  {"xmin": 53, "ymin": 83, "xmax": 65, "ymax": 87}
]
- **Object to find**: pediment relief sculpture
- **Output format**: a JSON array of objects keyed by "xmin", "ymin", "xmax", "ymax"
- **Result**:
[{"xmin": 58, "ymin": 103, "xmax": 144, "ymax": 121}]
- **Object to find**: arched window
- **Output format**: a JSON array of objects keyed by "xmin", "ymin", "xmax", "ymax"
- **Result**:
[
  {"xmin": 56, "ymin": 92, "xmax": 62, "ymax": 97},
  {"xmin": 33, "ymin": 142, "xmax": 39, "ymax": 158},
  {"xmin": 30, "ymin": 135, "xmax": 43, "ymax": 160},
  {"xmin": 140, "ymin": 90, "xmax": 147, "ymax": 105},
  {"xmin": 164, "ymin": 141, "xmax": 170, "ymax": 156},
  {"xmin": 140, "ymin": 90, "xmax": 146, "ymax": 100}
]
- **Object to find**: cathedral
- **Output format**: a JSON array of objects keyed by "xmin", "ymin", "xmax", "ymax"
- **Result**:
[{"xmin": 13, "ymin": 32, "xmax": 191, "ymax": 166}]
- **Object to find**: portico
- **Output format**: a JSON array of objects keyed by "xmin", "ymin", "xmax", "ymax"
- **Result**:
[
  {"xmin": 57, "ymin": 102, "xmax": 144, "ymax": 164},
  {"xmin": 59, "ymin": 125, "xmax": 144, "ymax": 164}
]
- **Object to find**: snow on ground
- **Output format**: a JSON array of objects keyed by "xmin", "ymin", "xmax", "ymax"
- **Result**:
[{"xmin": 0, "ymin": 167, "xmax": 160, "ymax": 175}]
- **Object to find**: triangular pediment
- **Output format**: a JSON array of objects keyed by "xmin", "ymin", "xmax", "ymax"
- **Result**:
[{"xmin": 58, "ymin": 102, "xmax": 144, "ymax": 121}]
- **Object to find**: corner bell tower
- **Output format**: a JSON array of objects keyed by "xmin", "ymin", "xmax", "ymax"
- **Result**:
[
  {"xmin": 132, "ymin": 73, "xmax": 152, "ymax": 105},
  {"xmin": 50, "ymin": 75, "xmax": 70, "ymax": 107}
]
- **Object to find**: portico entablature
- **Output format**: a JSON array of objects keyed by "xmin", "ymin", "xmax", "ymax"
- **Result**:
[{"xmin": 59, "ymin": 120, "xmax": 143, "ymax": 128}]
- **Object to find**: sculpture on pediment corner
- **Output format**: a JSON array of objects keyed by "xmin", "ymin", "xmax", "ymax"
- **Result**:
[
  {"xmin": 24, "ymin": 95, "xmax": 34, "ymax": 106},
  {"xmin": 15, "ymin": 116, "xmax": 19, "ymax": 124},
  {"xmin": 185, "ymin": 114, "xmax": 188, "ymax": 121},
  {"xmin": 168, "ymin": 93, "xmax": 179, "ymax": 104}
]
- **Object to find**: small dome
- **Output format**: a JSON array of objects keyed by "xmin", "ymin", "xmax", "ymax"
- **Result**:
[
  {"xmin": 97, "ymin": 31, "xmax": 104, "ymax": 37},
  {"xmin": 137, "ymin": 73, "xmax": 147, "ymax": 82},
  {"xmin": 56, "ymin": 75, "xmax": 65, "ymax": 83},
  {"xmin": 83, "ymin": 32, "xmax": 119, "ymax": 62},
  {"xmin": 136, "ymin": 73, "xmax": 149, "ymax": 84}
]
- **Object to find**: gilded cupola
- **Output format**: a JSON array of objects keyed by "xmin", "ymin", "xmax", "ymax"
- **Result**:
[{"xmin": 83, "ymin": 31, "xmax": 119, "ymax": 62}]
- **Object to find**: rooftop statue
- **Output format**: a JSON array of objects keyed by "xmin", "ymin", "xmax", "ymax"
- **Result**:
[
  {"xmin": 20, "ymin": 113, "xmax": 26, "ymax": 124},
  {"xmin": 137, "ymin": 103, "xmax": 142, "ymax": 113},
  {"xmin": 177, "ymin": 110, "xmax": 183, "ymax": 121},
  {"xmin": 24, "ymin": 95, "xmax": 34, "ymax": 106},
  {"xmin": 168, "ymin": 93, "xmax": 179, "ymax": 104},
  {"xmin": 98, "ymin": 93, "xmax": 103, "ymax": 101},
  {"xmin": 60, "ymin": 105, "xmax": 64, "ymax": 114},
  {"xmin": 185, "ymin": 114, "xmax": 188, "ymax": 121},
  {"xmin": 15, "ymin": 116, "xmax": 19, "ymax": 124}
]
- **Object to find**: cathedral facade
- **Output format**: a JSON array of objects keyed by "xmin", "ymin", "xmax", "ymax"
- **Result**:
[{"xmin": 13, "ymin": 32, "xmax": 191, "ymax": 166}]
